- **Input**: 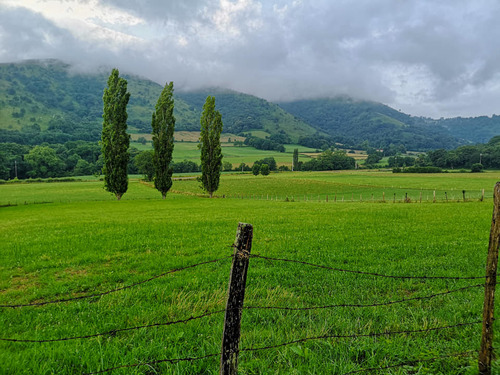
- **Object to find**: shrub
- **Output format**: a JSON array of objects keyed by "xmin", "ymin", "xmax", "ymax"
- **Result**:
[
  {"xmin": 260, "ymin": 164, "xmax": 270, "ymax": 176},
  {"xmin": 471, "ymin": 163, "xmax": 484, "ymax": 173},
  {"xmin": 252, "ymin": 164, "xmax": 260, "ymax": 176}
]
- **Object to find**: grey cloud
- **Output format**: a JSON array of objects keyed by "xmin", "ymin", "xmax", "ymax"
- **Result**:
[
  {"xmin": 1, "ymin": 0, "xmax": 500, "ymax": 117},
  {"xmin": 0, "ymin": 6, "xmax": 76, "ymax": 61}
]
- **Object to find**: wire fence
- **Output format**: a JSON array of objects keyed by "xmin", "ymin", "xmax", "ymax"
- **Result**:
[
  {"xmin": 217, "ymin": 188, "xmax": 490, "ymax": 204},
  {"xmin": 1, "ymin": 240, "xmax": 488, "ymax": 374}
]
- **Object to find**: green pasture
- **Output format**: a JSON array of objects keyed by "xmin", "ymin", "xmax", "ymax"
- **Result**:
[
  {"xmin": 130, "ymin": 141, "xmax": 316, "ymax": 166},
  {"xmin": 0, "ymin": 172, "xmax": 499, "ymax": 374},
  {"xmin": 171, "ymin": 170, "xmax": 500, "ymax": 202}
]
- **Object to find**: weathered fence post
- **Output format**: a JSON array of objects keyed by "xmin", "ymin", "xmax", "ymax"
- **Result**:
[
  {"xmin": 433, "ymin": 190, "xmax": 436, "ymax": 203},
  {"xmin": 479, "ymin": 183, "xmax": 500, "ymax": 374},
  {"xmin": 220, "ymin": 222, "xmax": 253, "ymax": 375}
]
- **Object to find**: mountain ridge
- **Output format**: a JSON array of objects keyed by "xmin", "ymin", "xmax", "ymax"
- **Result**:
[{"xmin": 1, "ymin": 59, "xmax": 498, "ymax": 150}]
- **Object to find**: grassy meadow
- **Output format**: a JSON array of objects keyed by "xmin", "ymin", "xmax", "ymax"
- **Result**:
[
  {"xmin": 1, "ymin": 171, "xmax": 500, "ymax": 374},
  {"xmin": 129, "ymin": 136, "xmax": 320, "ymax": 167}
]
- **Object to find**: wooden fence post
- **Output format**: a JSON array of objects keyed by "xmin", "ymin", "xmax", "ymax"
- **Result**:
[
  {"xmin": 479, "ymin": 183, "xmax": 500, "ymax": 374},
  {"xmin": 220, "ymin": 222, "xmax": 253, "ymax": 375}
]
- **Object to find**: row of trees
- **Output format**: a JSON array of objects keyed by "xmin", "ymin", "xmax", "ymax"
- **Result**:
[
  {"xmin": 101, "ymin": 69, "xmax": 223, "ymax": 200},
  {"xmin": 383, "ymin": 136, "xmax": 500, "ymax": 171}
]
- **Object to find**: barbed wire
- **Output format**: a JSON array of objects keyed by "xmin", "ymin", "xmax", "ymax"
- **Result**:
[
  {"xmin": 82, "ymin": 352, "xmax": 221, "ymax": 374},
  {"xmin": 244, "ymin": 283, "xmax": 483, "ymax": 311},
  {"xmin": 81, "ymin": 321, "xmax": 480, "ymax": 374},
  {"xmin": 240, "ymin": 321, "xmax": 481, "ymax": 352},
  {"xmin": 341, "ymin": 350, "xmax": 478, "ymax": 374},
  {"xmin": 0, "ymin": 256, "xmax": 232, "ymax": 308},
  {"xmin": 250, "ymin": 254, "xmax": 486, "ymax": 280},
  {"xmin": 1, "ymin": 283, "xmax": 481, "ymax": 343},
  {"xmin": 0, "ymin": 309, "xmax": 225, "ymax": 343}
]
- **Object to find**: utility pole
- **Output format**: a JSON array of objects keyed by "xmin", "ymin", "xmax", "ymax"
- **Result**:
[{"xmin": 14, "ymin": 160, "xmax": 18, "ymax": 179}]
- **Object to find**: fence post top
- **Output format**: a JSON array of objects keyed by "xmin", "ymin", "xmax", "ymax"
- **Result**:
[{"xmin": 238, "ymin": 222, "xmax": 253, "ymax": 229}]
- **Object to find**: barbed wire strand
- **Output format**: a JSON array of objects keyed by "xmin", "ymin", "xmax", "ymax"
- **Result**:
[
  {"xmin": 82, "ymin": 352, "xmax": 221, "ymax": 375},
  {"xmin": 0, "ymin": 256, "xmax": 232, "ymax": 309},
  {"xmin": 1, "ymin": 284, "xmax": 482, "ymax": 343},
  {"xmin": 82, "ymin": 321, "xmax": 480, "ymax": 374},
  {"xmin": 250, "ymin": 254, "xmax": 485, "ymax": 280},
  {"xmin": 0, "ymin": 310, "xmax": 226, "ymax": 343},
  {"xmin": 244, "ymin": 283, "xmax": 483, "ymax": 311},
  {"xmin": 240, "ymin": 321, "xmax": 481, "ymax": 352},
  {"xmin": 341, "ymin": 350, "xmax": 478, "ymax": 374}
]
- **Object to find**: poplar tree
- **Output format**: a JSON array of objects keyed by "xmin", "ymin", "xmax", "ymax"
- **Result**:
[
  {"xmin": 199, "ymin": 96, "xmax": 223, "ymax": 198},
  {"xmin": 101, "ymin": 69, "xmax": 130, "ymax": 200},
  {"xmin": 293, "ymin": 148, "xmax": 299, "ymax": 171},
  {"xmin": 152, "ymin": 82, "xmax": 175, "ymax": 199}
]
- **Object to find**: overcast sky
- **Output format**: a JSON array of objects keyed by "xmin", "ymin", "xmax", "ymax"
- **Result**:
[{"xmin": 1, "ymin": 0, "xmax": 499, "ymax": 118}]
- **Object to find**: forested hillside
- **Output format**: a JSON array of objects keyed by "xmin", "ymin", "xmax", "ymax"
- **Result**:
[
  {"xmin": 176, "ymin": 88, "xmax": 318, "ymax": 140},
  {"xmin": 278, "ymin": 97, "xmax": 464, "ymax": 151},
  {"xmin": 0, "ymin": 60, "xmax": 315, "ymax": 145},
  {"xmin": 1, "ymin": 59, "xmax": 499, "ymax": 152}
]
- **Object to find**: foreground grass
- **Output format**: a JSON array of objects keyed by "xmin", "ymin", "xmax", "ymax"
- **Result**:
[{"xmin": 0, "ymin": 174, "xmax": 498, "ymax": 374}]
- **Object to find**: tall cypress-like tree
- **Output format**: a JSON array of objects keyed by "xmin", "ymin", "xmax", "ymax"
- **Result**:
[
  {"xmin": 102, "ymin": 68, "xmax": 130, "ymax": 200},
  {"xmin": 293, "ymin": 148, "xmax": 299, "ymax": 171},
  {"xmin": 152, "ymin": 82, "xmax": 175, "ymax": 199},
  {"xmin": 199, "ymin": 96, "xmax": 223, "ymax": 198}
]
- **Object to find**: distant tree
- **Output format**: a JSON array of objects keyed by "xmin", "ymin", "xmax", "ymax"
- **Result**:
[
  {"xmin": 24, "ymin": 145, "xmax": 64, "ymax": 178},
  {"xmin": 198, "ymin": 96, "xmax": 223, "ymax": 198},
  {"xmin": 292, "ymin": 148, "xmax": 299, "ymax": 171},
  {"xmin": 278, "ymin": 165, "xmax": 290, "ymax": 172},
  {"xmin": 223, "ymin": 161, "xmax": 233, "ymax": 171},
  {"xmin": 101, "ymin": 69, "xmax": 130, "ymax": 200},
  {"xmin": 260, "ymin": 164, "xmax": 270, "ymax": 176},
  {"xmin": 134, "ymin": 150, "xmax": 154, "ymax": 181},
  {"xmin": 137, "ymin": 137, "xmax": 147, "ymax": 145},
  {"xmin": 152, "ymin": 82, "xmax": 175, "ymax": 199},
  {"xmin": 0, "ymin": 151, "xmax": 9, "ymax": 180},
  {"xmin": 471, "ymin": 163, "xmax": 484, "ymax": 173},
  {"xmin": 172, "ymin": 160, "xmax": 200, "ymax": 173},
  {"xmin": 365, "ymin": 151, "xmax": 383, "ymax": 166},
  {"xmin": 301, "ymin": 150, "xmax": 355, "ymax": 171},
  {"xmin": 252, "ymin": 163, "xmax": 260, "ymax": 175},
  {"xmin": 253, "ymin": 157, "xmax": 277, "ymax": 171},
  {"xmin": 237, "ymin": 162, "xmax": 251, "ymax": 171},
  {"xmin": 74, "ymin": 159, "xmax": 93, "ymax": 176}
]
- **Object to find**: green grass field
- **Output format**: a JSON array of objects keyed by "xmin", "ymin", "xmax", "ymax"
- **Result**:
[
  {"xmin": 130, "ymin": 140, "xmax": 317, "ymax": 167},
  {"xmin": 1, "ymin": 172, "xmax": 499, "ymax": 374}
]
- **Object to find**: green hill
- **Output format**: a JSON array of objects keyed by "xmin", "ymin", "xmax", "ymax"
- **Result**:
[
  {"xmin": 277, "ymin": 97, "xmax": 461, "ymax": 150},
  {"xmin": 1, "ymin": 60, "xmax": 498, "ymax": 151},
  {"xmin": 0, "ymin": 60, "xmax": 315, "ymax": 145},
  {"xmin": 175, "ymin": 88, "xmax": 319, "ymax": 141}
]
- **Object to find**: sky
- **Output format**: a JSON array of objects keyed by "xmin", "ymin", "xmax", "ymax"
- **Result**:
[{"xmin": 0, "ymin": 0, "xmax": 499, "ymax": 119}]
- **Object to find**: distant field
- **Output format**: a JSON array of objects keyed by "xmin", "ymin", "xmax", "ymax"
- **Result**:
[
  {"xmin": 130, "ymin": 131, "xmax": 245, "ymax": 143},
  {"xmin": 1, "ymin": 172, "xmax": 499, "ymax": 373},
  {"xmin": 130, "ymin": 140, "xmax": 316, "ymax": 167},
  {"xmin": 171, "ymin": 170, "xmax": 500, "ymax": 202}
]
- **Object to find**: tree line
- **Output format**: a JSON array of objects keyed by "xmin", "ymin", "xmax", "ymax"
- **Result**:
[{"xmin": 101, "ymin": 69, "xmax": 223, "ymax": 199}]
